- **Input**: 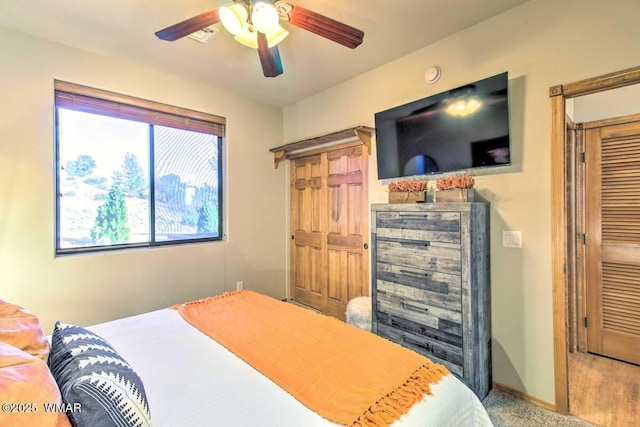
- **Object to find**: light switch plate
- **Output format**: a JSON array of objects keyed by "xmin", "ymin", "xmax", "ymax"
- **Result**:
[{"xmin": 502, "ymin": 231, "xmax": 522, "ymax": 248}]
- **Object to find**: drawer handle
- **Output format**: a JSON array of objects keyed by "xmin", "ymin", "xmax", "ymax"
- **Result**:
[
  {"xmin": 402, "ymin": 334, "xmax": 431, "ymax": 351},
  {"xmin": 401, "ymin": 301, "xmax": 429, "ymax": 314},
  {"xmin": 401, "ymin": 240, "xmax": 431, "ymax": 247},
  {"xmin": 399, "ymin": 269, "xmax": 431, "ymax": 278}
]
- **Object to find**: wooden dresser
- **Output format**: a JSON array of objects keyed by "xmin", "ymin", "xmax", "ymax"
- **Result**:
[{"xmin": 371, "ymin": 202, "xmax": 491, "ymax": 399}]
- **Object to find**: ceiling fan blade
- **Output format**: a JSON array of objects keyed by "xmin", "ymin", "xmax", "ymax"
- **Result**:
[
  {"xmin": 257, "ymin": 32, "xmax": 284, "ymax": 78},
  {"xmin": 275, "ymin": 1, "xmax": 363, "ymax": 49},
  {"xmin": 155, "ymin": 9, "xmax": 220, "ymax": 41}
]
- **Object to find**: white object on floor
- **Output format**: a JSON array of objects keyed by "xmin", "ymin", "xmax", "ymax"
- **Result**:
[{"xmin": 346, "ymin": 296, "xmax": 372, "ymax": 332}]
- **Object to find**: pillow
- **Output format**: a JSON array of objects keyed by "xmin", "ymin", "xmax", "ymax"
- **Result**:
[
  {"xmin": 0, "ymin": 299, "xmax": 49, "ymax": 360},
  {"xmin": 0, "ymin": 342, "xmax": 72, "ymax": 427},
  {"xmin": 48, "ymin": 322, "xmax": 151, "ymax": 427}
]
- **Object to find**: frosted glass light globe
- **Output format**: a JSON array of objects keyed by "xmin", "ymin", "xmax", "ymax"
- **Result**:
[
  {"xmin": 252, "ymin": 2, "xmax": 279, "ymax": 33},
  {"xmin": 220, "ymin": 4, "xmax": 248, "ymax": 36}
]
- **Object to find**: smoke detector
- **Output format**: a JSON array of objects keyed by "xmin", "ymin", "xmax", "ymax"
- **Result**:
[{"xmin": 424, "ymin": 66, "xmax": 442, "ymax": 84}]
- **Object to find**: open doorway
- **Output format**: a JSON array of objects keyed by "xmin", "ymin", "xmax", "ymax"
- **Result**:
[{"xmin": 550, "ymin": 66, "xmax": 640, "ymax": 425}]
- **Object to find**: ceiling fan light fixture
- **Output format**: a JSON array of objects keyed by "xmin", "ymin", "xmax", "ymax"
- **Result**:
[
  {"xmin": 154, "ymin": 0, "xmax": 365, "ymax": 78},
  {"xmin": 265, "ymin": 24, "xmax": 289, "ymax": 47},
  {"xmin": 252, "ymin": 2, "xmax": 280, "ymax": 33},
  {"xmin": 234, "ymin": 25, "xmax": 259, "ymax": 49},
  {"xmin": 220, "ymin": 3, "xmax": 248, "ymax": 36}
]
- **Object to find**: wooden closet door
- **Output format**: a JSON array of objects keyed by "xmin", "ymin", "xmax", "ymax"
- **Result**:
[
  {"xmin": 585, "ymin": 118, "xmax": 640, "ymax": 365},
  {"xmin": 290, "ymin": 143, "xmax": 369, "ymax": 320},
  {"xmin": 324, "ymin": 145, "xmax": 369, "ymax": 320},
  {"xmin": 290, "ymin": 154, "xmax": 325, "ymax": 311}
]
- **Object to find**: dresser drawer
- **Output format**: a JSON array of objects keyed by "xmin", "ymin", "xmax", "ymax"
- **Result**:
[
  {"xmin": 376, "ymin": 292, "xmax": 461, "ymax": 329},
  {"xmin": 377, "ymin": 323, "xmax": 463, "ymax": 376},
  {"xmin": 376, "ymin": 211, "xmax": 460, "ymax": 244},
  {"xmin": 376, "ymin": 263, "xmax": 461, "ymax": 311},
  {"xmin": 376, "ymin": 238, "xmax": 461, "ymax": 276},
  {"xmin": 375, "ymin": 310, "xmax": 462, "ymax": 348}
]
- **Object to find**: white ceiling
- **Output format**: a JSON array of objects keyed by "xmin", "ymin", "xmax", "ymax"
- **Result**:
[{"xmin": 0, "ymin": 0, "xmax": 530, "ymax": 106}]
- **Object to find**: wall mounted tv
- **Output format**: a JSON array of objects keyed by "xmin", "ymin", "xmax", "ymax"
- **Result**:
[{"xmin": 375, "ymin": 72, "xmax": 510, "ymax": 180}]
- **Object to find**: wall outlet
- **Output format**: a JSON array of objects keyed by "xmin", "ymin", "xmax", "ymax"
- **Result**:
[
  {"xmin": 236, "ymin": 281, "xmax": 243, "ymax": 291},
  {"xmin": 502, "ymin": 231, "xmax": 522, "ymax": 248}
]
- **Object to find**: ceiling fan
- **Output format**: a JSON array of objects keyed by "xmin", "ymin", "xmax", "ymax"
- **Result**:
[{"xmin": 155, "ymin": 1, "xmax": 364, "ymax": 78}]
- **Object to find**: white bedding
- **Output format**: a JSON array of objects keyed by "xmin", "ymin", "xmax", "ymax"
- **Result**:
[{"xmin": 88, "ymin": 308, "xmax": 493, "ymax": 427}]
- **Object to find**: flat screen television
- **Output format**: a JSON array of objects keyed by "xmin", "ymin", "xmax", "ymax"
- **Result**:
[{"xmin": 375, "ymin": 72, "xmax": 510, "ymax": 180}]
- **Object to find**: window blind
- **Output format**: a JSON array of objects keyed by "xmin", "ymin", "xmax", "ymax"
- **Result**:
[{"xmin": 54, "ymin": 80, "xmax": 225, "ymax": 137}]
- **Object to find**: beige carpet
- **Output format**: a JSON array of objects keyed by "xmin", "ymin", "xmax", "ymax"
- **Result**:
[{"xmin": 483, "ymin": 389, "xmax": 594, "ymax": 427}]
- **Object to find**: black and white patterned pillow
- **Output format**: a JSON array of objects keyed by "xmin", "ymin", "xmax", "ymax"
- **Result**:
[{"xmin": 48, "ymin": 322, "xmax": 151, "ymax": 427}]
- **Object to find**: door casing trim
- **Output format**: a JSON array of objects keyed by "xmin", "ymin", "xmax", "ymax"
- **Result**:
[{"xmin": 550, "ymin": 65, "xmax": 640, "ymax": 414}]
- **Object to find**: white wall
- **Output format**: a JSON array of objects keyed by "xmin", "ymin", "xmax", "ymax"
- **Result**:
[
  {"xmin": 282, "ymin": 0, "xmax": 640, "ymax": 404},
  {"xmin": 0, "ymin": 27, "xmax": 287, "ymax": 332},
  {"xmin": 573, "ymin": 83, "xmax": 640, "ymax": 123}
]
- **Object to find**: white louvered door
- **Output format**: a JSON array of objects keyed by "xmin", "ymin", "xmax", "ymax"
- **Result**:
[{"xmin": 585, "ymin": 118, "xmax": 640, "ymax": 365}]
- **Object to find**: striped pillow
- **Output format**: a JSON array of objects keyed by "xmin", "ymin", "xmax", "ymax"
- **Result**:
[{"xmin": 48, "ymin": 322, "xmax": 151, "ymax": 427}]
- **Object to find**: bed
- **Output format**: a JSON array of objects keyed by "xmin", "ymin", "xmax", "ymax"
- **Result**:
[{"xmin": 0, "ymin": 291, "xmax": 493, "ymax": 427}]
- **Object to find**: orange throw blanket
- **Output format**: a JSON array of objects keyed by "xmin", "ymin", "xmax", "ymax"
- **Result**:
[{"xmin": 173, "ymin": 290, "xmax": 449, "ymax": 426}]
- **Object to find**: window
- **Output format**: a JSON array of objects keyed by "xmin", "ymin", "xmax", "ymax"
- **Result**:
[{"xmin": 54, "ymin": 81, "xmax": 225, "ymax": 254}]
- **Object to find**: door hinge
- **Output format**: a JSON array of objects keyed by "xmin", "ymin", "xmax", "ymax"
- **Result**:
[
  {"xmin": 584, "ymin": 317, "xmax": 588, "ymax": 328},
  {"xmin": 581, "ymin": 152, "xmax": 586, "ymax": 163},
  {"xmin": 579, "ymin": 233, "xmax": 587, "ymax": 244}
]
